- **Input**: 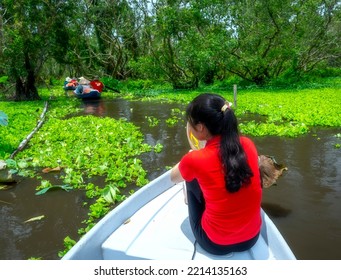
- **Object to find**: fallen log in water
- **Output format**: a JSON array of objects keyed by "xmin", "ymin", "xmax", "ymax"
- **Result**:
[{"xmin": 10, "ymin": 101, "xmax": 48, "ymax": 159}]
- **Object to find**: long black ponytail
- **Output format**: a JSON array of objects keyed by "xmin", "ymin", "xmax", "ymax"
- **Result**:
[{"xmin": 186, "ymin": 93, "xmax": 253, "ymax": 193}]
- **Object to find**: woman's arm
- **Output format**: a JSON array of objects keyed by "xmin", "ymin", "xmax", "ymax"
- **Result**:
[{"xmin": 170, "ymin": 163, "xmax": 184, "ymax": 183}]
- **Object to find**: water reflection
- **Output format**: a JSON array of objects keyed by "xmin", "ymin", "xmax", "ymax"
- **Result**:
[
  {"xmin": 81, "ymin": 99, "xmax": 106, "ymax": 116},
  {"xmin": 1, "ymin": 98, "xmax": 340, "ymax": 260}
]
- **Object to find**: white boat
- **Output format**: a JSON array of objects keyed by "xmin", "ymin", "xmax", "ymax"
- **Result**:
[{"xmin": 62, "ymin": 170, "xmax": 296, "ymax": 260}]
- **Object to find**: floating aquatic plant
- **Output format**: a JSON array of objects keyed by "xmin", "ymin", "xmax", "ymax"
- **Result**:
[
  {"xmin": 145, "ymin": 116, "xmax": 159, "ymax": 127},
  {"xmin": 35, "ymin": 180, "xmax": 72, "ymax": 195},
  {"xmin": 14, "ymin": 114, "xmax": 153, "ymax": 239},
  {"xmin": 154, "ymin": 143, "xmax": 163, "ymax": 153}
]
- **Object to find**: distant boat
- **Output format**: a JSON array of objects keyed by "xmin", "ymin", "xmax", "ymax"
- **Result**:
[
  {"xmin": 74, "ymin": 90, "xmax": 101, "ymax": 100},
  {"xmin": 62, "ymin": 170, "xmax": 296, "ymax": 260},
  {"xmin": 63, "ymin": 78, "xmax": 78, "ymax": 91},
  {"xmin": 73, "ymin": 84, "xmax": 101, "ymax": 100},
  {"xmin": 64, "ymin": 85, "xmax": 76, "ymax": 91}
]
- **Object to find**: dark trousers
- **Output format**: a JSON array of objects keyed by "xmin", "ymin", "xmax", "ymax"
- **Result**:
[{"xmin": 186, "ymin": 179, "xmax": 259, "ymax": 255}]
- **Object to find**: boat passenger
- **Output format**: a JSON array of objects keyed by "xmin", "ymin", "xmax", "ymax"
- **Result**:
[
  {"xmin": 171, "ymin": 93, "xmax": 262, "ymax": 255},
  {"xmin": 64, "ymin": 77, "xmax": 71, "ymax": 87},
  {"xmin": 74, "ymin": 77, "xmax": 90, "ymax": 94},
  {"xmin": 74, "ymin": 77, "xmax": 100, "ymax": 97},
  {"xmin": 90, "ymin": 76, "xmax": 104, "ymax": 93},
  {"xmin": 64, "ymin": 77, "xmax": 76, "ymax": 89}
]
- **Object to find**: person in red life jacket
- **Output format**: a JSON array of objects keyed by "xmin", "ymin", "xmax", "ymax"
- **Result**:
[
  {"xmin": 170, "ymin": 93, "xmax": 262, "ymax": 255},
  {"xmin": 90, "ymin": 76, "xmax": 104, "ymax": 93}
]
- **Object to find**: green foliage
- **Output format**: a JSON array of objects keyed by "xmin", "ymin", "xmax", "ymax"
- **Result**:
[
  {"xmin": 15, "ymin": 115, "xmax": 152, "ymax": 179},
  {"xmin": 153, "ymin": 143, "xmax": 164, "ymax": 153},
  {"xmin": 1, "ymin": 0, "xmax": 340, "ymax": 95},
  {"xmin": 0, "ymin": 90, "xmax": 81, "ymax": 158},
  {"xmin": 128, "ymin": 56, "xmax": 164, "ymax": 81},
  {"xmin": 165, "ymin": 107, "xmax": 185, "ymax": 127},
  {"xmin": 145, "ymin": 116, "xmax": 160, "ymax": 127},
  {"xmin": 0, "ymin": 0, "xmax": 77, "ymax": 100},
  {"xmin": 0, "ymin": 101, "xmax": 45, "ymax": 158},
  {"xmin": 102, "ymin": 183, "xmax": 126, "ymax": 204},
  {"xmin": 308, "ymin": 67, "xmax": 341, "ymax": 79},
  {"xmin": 77, "ymin": 196, "xmax": 112, "ymax": 236},
  {"xmin": 0, "ymin": 76, "xmax": 9, "ymax": 84},
  {"xmin": 11, "ymin": 109, "xmax": 153, "ymax": 238},
  {"xmin": 235, "ymin": 88, "xmax": 341, "ymax": 129},
  {"xmin": 212, "ymin": 76, "xmax": 250, "ymax": 90},
  {"xmin": 101, "ymin": 77, "xmax": 121, "ymax": 91},
  {"xmin": 35, "ymin": 181, "xmax": 72, "ymax": 195},
  {"xmin": 1, "ymin": 82, "xmax": 340, "ymax": 258},
  {"xmin": 58, "ymin": 236, "xmax": 77, "ymax": 258},
  {"xmin": 124, "ymin": 79, "xmax": 154, "ymax": 91},
  {"xmin": 239, "ymin": 121, "xmax": 309, "ymax": 137},
  {"xmin": 132, "ymin": 83, "xmax": 340, "ymax": 137}
]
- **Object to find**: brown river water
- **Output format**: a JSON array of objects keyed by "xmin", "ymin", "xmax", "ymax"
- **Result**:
[{"xmin": 1, "ymin": 98, "xmax": 340, "ymax": 260}]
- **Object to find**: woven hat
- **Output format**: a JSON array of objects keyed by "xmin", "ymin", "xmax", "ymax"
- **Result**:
[{"xmin": 79, "ymin": 77, "xmax": 90, "ymax": 85}]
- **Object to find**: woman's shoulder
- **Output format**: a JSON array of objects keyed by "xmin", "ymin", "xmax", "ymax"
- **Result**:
[
  {"xmin": 181, "ymin": 148, "xmax": 210, "ymax": 166},
  {"xmin": 240, "ymin": 136, "xmax": 257, "ymax": 153},
  {"xmin": 240, "ymin": 135, "xmax": 254, "ymax": 144}
]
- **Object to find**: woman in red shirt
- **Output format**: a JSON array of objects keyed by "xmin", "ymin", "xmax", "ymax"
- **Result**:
[
  {"xmin": 90, "ymin": 77, "xmax": 104, "ymax": 93},
  {"xmin": 171, "ymin": 93, "xmax": 262, "ymax": 255}
]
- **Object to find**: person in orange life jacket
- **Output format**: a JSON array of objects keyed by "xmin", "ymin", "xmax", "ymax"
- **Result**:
[
  {"xmin": 90, "ymin": 76, "xmax": 104, "ymax": 93},
  {"xmin": 70, "ymin": 77, "xmax": 78, "ymax": 87},
  {"xmin": 170, "ymin": 93, "xmax": 262, "ymax": 255}
]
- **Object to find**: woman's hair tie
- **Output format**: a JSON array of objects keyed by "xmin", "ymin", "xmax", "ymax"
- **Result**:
[{"xmin": 221, "ymin": 102, "xmax": 232, "ymax": 112}]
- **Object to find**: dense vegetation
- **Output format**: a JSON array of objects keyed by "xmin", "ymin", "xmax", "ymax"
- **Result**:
[
  {"xmin": 0, "ymin": 79, "xmax": 340, "ymax": 258},
  {"xmin": 0, "ymin": 0, "xmax": 341, "ymax": 100},
  {"xmin": 0, "ymin": 0, "xmax": 340, "ymax": 259},
  {"xmin": 1, "ymin": 79, "xmax": 340, "ymax": 159}
]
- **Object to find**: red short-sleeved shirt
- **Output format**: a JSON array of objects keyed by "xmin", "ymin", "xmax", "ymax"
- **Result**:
[
  {"xmin": 90, "ymin": 80, "xmax": 104, "ymax": 92},
  {"xmin": 178, "ymin": 135, "xmax": 262, "ymax": 245}
]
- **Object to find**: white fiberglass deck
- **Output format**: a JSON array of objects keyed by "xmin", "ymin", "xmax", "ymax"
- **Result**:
[{"xmin": 101, "ymin": 183, "xmax": 294, "ymax": 260}]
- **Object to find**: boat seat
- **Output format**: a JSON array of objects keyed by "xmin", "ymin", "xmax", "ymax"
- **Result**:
[{"xmin": 101, "ymin": 183, "xmax": 275, "ymax": 260}]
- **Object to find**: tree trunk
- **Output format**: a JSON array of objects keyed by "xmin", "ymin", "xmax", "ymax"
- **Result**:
[
  {"xmin": 14, "ymin": 75, "xmax": 40, "ymax": 101},
  {"xmin": 14, "ymin": 53, "xmax": 40, "ymax": 101}
]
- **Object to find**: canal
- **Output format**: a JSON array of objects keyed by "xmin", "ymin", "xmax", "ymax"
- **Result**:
[{"xmin": 1, "ymin": 98, "xmax": 340, "ymax": 260}]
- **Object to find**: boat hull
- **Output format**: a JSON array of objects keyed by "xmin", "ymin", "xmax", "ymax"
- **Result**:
[
  {"xmin": 62, "ymin": 170, "xmax": 295, "ymax": 260},
  {"xmin": 75, "ymin": 90, "xmax": 101, "ymax": 100}
]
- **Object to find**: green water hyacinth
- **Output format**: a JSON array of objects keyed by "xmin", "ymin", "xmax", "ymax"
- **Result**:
[
  {"xmin": 138, "ymin": 86, "xmax": 341, "ymax": 135},
  {"xmin": 35, "ymin": 180, "xmax": 72, "ymax": 195},
  {"xmin": 0, "ymin": 101, "xmax": 45, "ymax": 158},
  {"xmin": 13, "ymin": 114, "xmax": 154, "ymax": 237},
  {"xmin": 239, "ymin": 121, "xmax": 309, "ymax": 137},
  {"xmin": 15, "ymin": 115, "xmax": 153, "ymax": 194}
]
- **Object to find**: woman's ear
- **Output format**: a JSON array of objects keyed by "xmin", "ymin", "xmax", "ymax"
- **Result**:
[
  {"xmin": 197, "ymin": 123, "xmax": 212, "ymax": 140},
  {"xmin": 195, "ymin": 123, "xmax": 204, "ymax": 132}
]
